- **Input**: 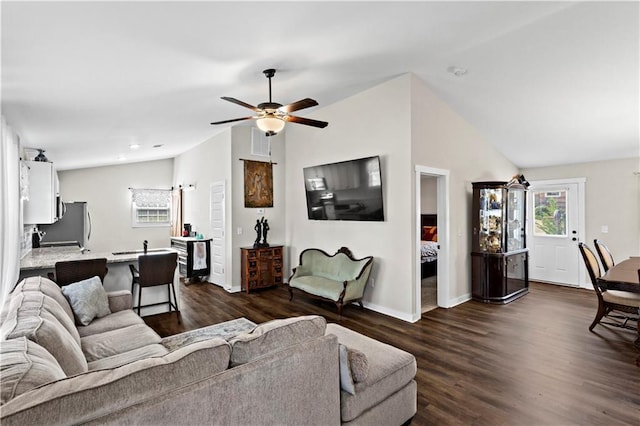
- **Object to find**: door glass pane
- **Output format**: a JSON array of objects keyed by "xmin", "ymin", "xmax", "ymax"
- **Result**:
[{"xmin": 533, "ymin": 190, "xmax": 567, "ymax": 237}]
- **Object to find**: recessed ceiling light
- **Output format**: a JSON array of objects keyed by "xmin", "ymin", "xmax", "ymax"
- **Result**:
[
  {"xmin": 153, "ymin": 144, "xmax": 163, "ymax": 148},
  {"xmin": 129, "ymin": 143, "xmax": 140, "ymax": 150},
  {"xmin": 447, "ymin": 66, "xmax": 468, "ymax": 77},
  {"xmin": 117, "ymin": 155, "xmax": 126, "ymax": 161}
]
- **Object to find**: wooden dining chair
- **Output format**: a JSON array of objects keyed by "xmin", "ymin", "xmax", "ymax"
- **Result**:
[
  {"xmin": 593, "ymin": 239, "xmax": 615, "ymax": 273},
  {"xmin": 578, "ymin": 242, "xmax": 640, "ymax": 331},
  {"xmin": 129, "ymin": 252, "xmax": 179, "ymax": 319},
  {"xmin": 54, "ymin": 258, "xmax": 108, "ymax": 286}
]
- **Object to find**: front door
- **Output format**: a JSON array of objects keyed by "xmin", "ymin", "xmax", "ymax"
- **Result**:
[
  {"xmin": 527, "ymin": 180, "xmax": 585, "ymax": 287},
  {"xmin": 209, "ymin": 181, "xmax": 226, "ymax": 289}
]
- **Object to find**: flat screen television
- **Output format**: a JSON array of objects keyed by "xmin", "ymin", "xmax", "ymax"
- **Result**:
[{"xmin": 303, "ymin": 156, "xmax": 384, "ymax": 221}]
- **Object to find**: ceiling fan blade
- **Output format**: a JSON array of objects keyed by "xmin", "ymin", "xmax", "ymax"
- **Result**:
[
  {"xmin": 284, "ymin": 115, "xmax": 328, "ymax": 128},
  {"xmin": 210, "ymin": 116, "xmax": 255, "ymax": 125},
  {"xmin": 221, "ymin": 97, "xmax": 260, "ymax": 112},
  {"xmin": 278, "ymin": 98, "xmax": 319, "ymax": 113}
]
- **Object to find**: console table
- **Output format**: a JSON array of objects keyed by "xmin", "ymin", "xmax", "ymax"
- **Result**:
[{"xmin": 240, "ymin": 245, "xmax": 284, "ymax": 293}]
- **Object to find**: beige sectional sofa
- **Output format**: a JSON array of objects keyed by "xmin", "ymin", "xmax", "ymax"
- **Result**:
[{"xmin": 1, "ymin": 276, "xmax": 416, "ymax": 425}]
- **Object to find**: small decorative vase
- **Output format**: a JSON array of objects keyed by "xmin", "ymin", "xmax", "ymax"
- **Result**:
[{"xmin": 34, "ymin": 149, "xmax": 48, "ymax": 162}]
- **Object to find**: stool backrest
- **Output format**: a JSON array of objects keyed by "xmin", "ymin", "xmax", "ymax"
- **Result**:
[
  {"xmin": 55, "ymin": 258, "xmax": 108, "ymax": 286},
  {"xmin": 138, "ymin": 252, "xmax": 178, "ymax": 287}
]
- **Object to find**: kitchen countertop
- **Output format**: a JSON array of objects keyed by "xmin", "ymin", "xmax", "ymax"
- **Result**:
[{"xmin": 20, "ymin": 246, "xmax": 176, "ymax": 271}]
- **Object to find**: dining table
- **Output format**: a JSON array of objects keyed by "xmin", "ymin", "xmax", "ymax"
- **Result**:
[{"xmin": 598, "ymin": 256, "xmax": 640, "ymax": 366}]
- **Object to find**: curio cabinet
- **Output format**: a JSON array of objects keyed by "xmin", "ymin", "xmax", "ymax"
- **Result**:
[{"xmin": 471, "ymin": 181, "xmax": 528, "ymax": 303}]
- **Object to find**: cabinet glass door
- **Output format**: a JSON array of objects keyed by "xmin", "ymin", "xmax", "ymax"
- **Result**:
[
  {"xmin": 507, "ymin": 188, "xmax": 525, "ymax": 251},
  {"xmin": 479, "ymin": 188, "xmax": 503, "ymax": 253}
]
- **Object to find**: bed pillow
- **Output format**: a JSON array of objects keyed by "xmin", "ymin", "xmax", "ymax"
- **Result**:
[
  {"xmin": 422, "ymin": 226, "xmax": 438, "ymax": 242},
  {"xmin": 61, "ymin": 276, "xmax": 111, "ymax": 326}
]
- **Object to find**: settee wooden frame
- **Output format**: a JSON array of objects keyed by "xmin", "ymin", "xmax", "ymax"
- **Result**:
[{"xmin": 288, "ymin": 247, "xmax": 373, "ymax": 316}]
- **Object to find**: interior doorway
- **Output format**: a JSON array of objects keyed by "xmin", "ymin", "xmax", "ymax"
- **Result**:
[
  {"xmin": 420, "ymin": 175, "xmax": 438, "ymax": 312},
  {"xmin": 414, "ymin": 166, "xmax": 450, "ymax": 321}
]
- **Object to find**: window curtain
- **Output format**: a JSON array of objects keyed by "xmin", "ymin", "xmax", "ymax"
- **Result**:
[
  {"xmin": 0, "ymin": 116, "xmax": 22, "ymax": 306},
  {"xmin": 170, "ymin": 188, "xmax": 182, "ymax": 237},
  {"xmin": 130, "ymin": 188, "xmax": 171, "ymax": 207}
]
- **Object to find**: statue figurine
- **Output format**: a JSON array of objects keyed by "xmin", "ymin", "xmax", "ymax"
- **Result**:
[
  {"xmin": 253, "ymin": 219, "xmax": 262, "ymax": 248},
  {"xmin": 261, "ymin": 219, "xmax": 270, "ymax": 247}
]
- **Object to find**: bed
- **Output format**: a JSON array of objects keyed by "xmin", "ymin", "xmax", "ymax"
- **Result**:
[{"xmin": 421, "ymin": 214, "xmax": 438, "ymax": 278}]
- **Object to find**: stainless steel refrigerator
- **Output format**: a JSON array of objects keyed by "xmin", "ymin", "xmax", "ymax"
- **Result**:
[{"xmin": 39, "ymin": 202, "xmax": 91, "ymax": 248}]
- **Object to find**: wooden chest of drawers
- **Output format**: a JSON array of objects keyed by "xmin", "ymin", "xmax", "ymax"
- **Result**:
[{"xmin": 240, "ymin": 246, "xmax": 284, "ymax": 293}]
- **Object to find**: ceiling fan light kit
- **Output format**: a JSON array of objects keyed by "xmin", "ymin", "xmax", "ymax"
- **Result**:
[
  {"xmin": 211, "ymin": 68, "xmax": 328, "ymax": 136},
  {"xmin": 256, "ymin": 115, "xmax": 285, "ymax": 134}
]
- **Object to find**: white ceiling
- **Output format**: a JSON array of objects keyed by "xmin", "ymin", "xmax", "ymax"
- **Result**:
[{"xmin": 2, "ymin": 1, "xmax": 638, "ymax": 170}]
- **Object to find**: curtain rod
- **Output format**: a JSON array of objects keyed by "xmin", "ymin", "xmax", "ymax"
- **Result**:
[
  {"xmin": 128, "ymin": 187, "xmax": 174, "ymax": 191},
  {"xmin": 238, "ymin": 158, "xmax": 278, "ymax": 165}
]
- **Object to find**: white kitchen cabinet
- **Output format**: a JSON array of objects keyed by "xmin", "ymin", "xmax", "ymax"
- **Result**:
[{"xmin": 23, "ymin": 160, "xmax": 59, "ymax": 224}]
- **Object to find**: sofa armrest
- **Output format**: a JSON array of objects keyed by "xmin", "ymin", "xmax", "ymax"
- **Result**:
[
  {"xmin": 107, "ymin": 290, "xmax": 133, "ymax": 312},
  {"xmin": 289, "ymin": 265, "xmax": 310, "ymax": 281},
  {"xmin": 343, "ymin": 262, "xmax": 373, "ymax": 302}
]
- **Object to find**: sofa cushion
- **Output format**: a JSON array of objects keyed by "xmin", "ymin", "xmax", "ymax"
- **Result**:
[
  {"xmin": 6, "ymin": 291, "xmax": 81, "ymax": 347},
  {"xmin": 1, "ymin": 302, "xmax": 88, "ymax": 376},
  {"xmin": 0, "ymin": 338, "xmax": 231, "ymax": 424},
  {"xmin": 12, "ymin": 276, "xmax": 74, "ymax": 322},
  {"xmin": 228, "ymin": 315, "xmax": 326, "ymax": 366},
  {"xmin": 289, "ymin": 276, "xmax": 345, "ymax": 301},
  {"xmin": 326, "ymin": 323, "xmax": 416, "ymax": 422},
  {"xmin": 88, "ymin": 344, "xmax": 169, "ymax": 370},
  {"xmin": 81, "ymin": 323, "xmax": 162, "ymax": 362},
  {"xmin": 0, "ymin": 337, "xmax": 66, "ymax": 404},
  {"xmin": 61, "ymin": 276, "xmax": 111, "ymax": 326},
  {"xmin": 77, "ymin": 309, "xmax": 144, "ymax": 337}
]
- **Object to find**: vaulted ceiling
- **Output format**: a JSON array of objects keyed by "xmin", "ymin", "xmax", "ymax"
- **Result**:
[{"xmin": 2, "ymin": 1, "xmax": 638, "ymax": 170}]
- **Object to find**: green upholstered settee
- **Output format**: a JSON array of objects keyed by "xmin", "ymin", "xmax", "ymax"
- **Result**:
[{"xmin": 288, "ymin": 247, "xmax": 373, "ymax": 316}]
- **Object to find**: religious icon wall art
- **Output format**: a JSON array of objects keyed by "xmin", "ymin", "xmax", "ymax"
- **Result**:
[{"xmin": 244, "ymin": 160, "xmax": 273, "ymax": 208}]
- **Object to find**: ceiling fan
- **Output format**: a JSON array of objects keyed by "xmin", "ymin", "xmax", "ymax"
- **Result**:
[{"xmin": 210, "ymin": 69, "xmax": 328, "ymax": 136}]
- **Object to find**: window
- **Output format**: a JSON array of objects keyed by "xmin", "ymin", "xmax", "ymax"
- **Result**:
[
  {"xmin": 533, "ymin": 190, "xmax": 567, "ymax": 237},
  {"xmin": 131, "ymin": 189, "xmax": 171, "ymax": 228}
]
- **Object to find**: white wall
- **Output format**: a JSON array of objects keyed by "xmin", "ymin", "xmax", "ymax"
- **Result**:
[
  {"xmin": 521, "ymin": 157, "xmax": 640, "ymax": 260},
  {"xmin": 230, "ymin": 128, "xmax": 286, "ymax": 292},
  {"xmin": 172, "ymin": 129, "xmax": 232, "ymax": 288},
  {"xmin": 411, "ymin": 74, "xmax": 519, "ymax": 308},
  {"xmin": 58, "ymin": 159, "xmax": 174, "ymax": 253},
  {"xmin": 172, "ymin": 127, "xmax": 286, "ymax": 291},
  {"xmin": 285, "ymin": 75, "xmax": 413, "ymax": 319}
]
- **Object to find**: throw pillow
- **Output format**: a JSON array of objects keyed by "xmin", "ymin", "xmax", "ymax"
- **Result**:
[
  {"xmin": 61, "ymin": 276, "xmax": 111, "ymax": 326},
  {"xmin": 1, "ymin": 336, "xmax": 66, "ymax": 404},
  {"xmin": 347, "ymin": 346, "xmax": 369, "ymax": 383},
  {"xmin": 338, "ymin": 344, "xmax": 355, "ymax": 395}
]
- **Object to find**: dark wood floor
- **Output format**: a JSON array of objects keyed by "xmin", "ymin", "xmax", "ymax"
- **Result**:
[{"xmin": 144, "ymin": 281, "xmax": 640, "ymax": 425}]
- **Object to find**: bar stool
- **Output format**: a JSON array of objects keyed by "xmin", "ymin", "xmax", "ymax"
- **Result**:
[{"xmin": 129, "ymin": 252, "xmax": 179, "ymax": 318}]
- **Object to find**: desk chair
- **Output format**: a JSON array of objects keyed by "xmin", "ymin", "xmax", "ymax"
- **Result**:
[
  {"xmin": 594, "ymin": 239, "xmax": 615, "ymax": 273},
  {"xmin": 129, "ymin": 252, "xmax": 179, "ymax": 318},
  {"xmin": 54, "ymin": 258, "xmax": 108, "ymax": 286},
  {"xmin": 578, "ymin": 242, "xmax": 639, "ymax": 331}
]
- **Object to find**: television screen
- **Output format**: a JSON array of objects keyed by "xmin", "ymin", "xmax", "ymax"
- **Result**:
[{"xmin": 303, "ymin": 156, "xmax": 384, "ymax": 221}]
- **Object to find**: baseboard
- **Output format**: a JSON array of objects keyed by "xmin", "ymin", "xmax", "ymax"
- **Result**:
[
  {"xmin": 447, "ymin": 293, "xmax": 471, "ymax": 307},
  {"xmin": 361, "ymin": 301, "xmax": 416, "ymax": 323},
  {"xmin": 208, "ymin": 281, "xmax": 242, "ymax": 293}
]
